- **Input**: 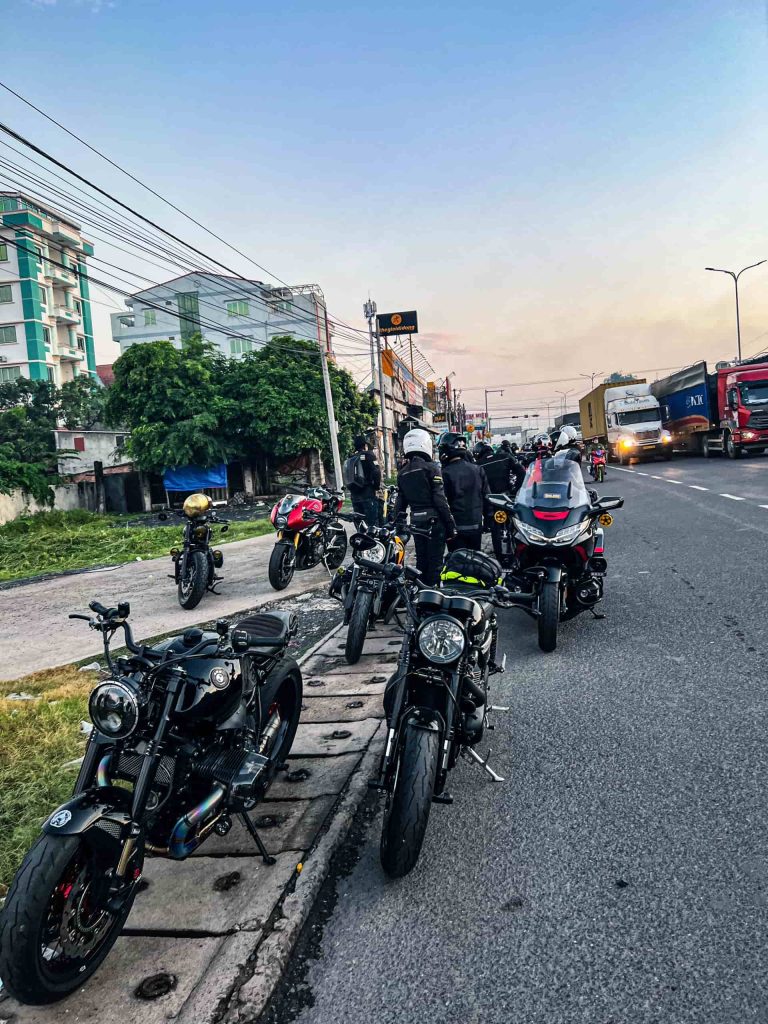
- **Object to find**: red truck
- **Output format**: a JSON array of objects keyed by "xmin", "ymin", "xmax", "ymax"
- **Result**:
[{"xmin": 651, "ymin": 356, "xmax": 768, "ymax": 458}]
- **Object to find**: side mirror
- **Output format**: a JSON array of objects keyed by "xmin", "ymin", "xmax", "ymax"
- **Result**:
[
  {"xmin": 117, "ymin": 601, "xmax": 130, "ymax": 619},
  {"xmin": 215, "ymin": 619, "xmax": 229, "ymax": 637},
  {"xmin": 596, "ymin": 497, "xmax": 624, "ymax": 511},
  {"xmin": 220, "ymin": 523, "xmax": 229, "ymax": 533}
]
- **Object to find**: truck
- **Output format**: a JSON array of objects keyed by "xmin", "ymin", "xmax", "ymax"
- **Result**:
[
  {"xmin": 651, "ymin": 357, "xmax": 768, "ymax": 459},
  {"xmin": 579, "ymin": 379, "xmax": 672, "ymax": 464}
]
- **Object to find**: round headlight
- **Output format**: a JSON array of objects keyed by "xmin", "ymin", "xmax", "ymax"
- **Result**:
[
  {"xmin": 276, "ymin": 515, "xmax": 288, "ymax": 528},
  {"xmin": 89, "ymin": 680, "xmax": 140, "ymax": 739},
  {"xmin": 183, "ymin": 493, "xmax": 211, "ymax": 518},
  {"xmin": 357, "ymin": 541, "xmax": 385, "ymax": 564},
  {"xmin": 418, "ymin": 616, "xmax": 466, "ymax": 664},
  {"xmin": 193, "ymin": 525, "xmax": 208, "ymax": 540}
]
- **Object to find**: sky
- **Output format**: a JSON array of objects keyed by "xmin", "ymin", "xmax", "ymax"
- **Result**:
[{"xmin": 3, "ymin": 0, "xmax": 768, "ymax": 422}]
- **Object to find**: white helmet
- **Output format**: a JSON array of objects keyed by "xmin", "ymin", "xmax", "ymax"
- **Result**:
[
  {"xmin": 555, "ymin": 425, "xmax": 579, "ymax": 450},
  {"xmin": 402, "ymin": 428, "xmax": 433, "ymax": 459}
]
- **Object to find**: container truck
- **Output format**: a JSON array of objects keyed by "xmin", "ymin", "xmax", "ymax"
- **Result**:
[
  {"xmin": 579, "ymin": 380, "xmax": 671, "ymax": 464},
  {"xmin": 651, "ymin": 357, "xmax": 768, "ymax": 458}
]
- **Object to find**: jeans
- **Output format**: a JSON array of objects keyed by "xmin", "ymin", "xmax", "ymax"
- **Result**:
[
  {"xmin": 413, "ymin": 524, "xmax": 446, "ymax": 586},
  {"xmin": 351, "ymin": 496, "xmax": 380, "ymax": 528},
  {"xmin": 447, "ymin": 528, "xmax": 483, "ymax": 553}
]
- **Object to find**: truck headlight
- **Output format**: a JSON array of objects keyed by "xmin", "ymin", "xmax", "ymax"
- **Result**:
[
  {"xmin": 418, "ymin": 616, "xmax": 465, "ymax": 664},
  {"xmin": 662, "ymin": 431, "xmax": 672, "ymax": 443},
  {"xmin": 620, "ymin": 438, "xmax": 635, "ymax": 449},
  {"xmin": 743, "ymin": 430, "xmax": 757, "ymax": 440},
  {"xmin": 89, "ymin": 680, "xmax": 140, "ymax": 739}
]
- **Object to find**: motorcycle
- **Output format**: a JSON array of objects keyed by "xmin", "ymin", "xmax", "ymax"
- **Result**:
[
  {"xmin": 382, "ymin": 483, "xmax": 400, "ymax": 525},
  {"xmin": 329, "ymin": 521, "xmax": 406, "ymax": 664},
  {"xmin": 589, "ymin": 449, "xmax": 607, "ymax": 483},
  {"xmin": 488, "ymin": 452, "xmax": 623, "ymax": 653},
  {"xmin": 268, "ymin": 486, "xmax": 348, "ymax": 591},
  {"xmin": 158, "ymin": 493, "xmax": 229, "ymax": 610},
  {"xmin": 365, "ymin": 548, "xmax": 514, "ymax": 878},
  {"xmin": 0, "ymin": 600, "xmax": 302, "ymax": 1005}
]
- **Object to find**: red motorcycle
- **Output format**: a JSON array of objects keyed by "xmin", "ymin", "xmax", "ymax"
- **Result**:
[
  {"xmin": 589, "ymin": 448, "xmax": 607, "ymax": 483},
  {"xmin": 268, "ymin": 486, "xmax": 348, "ymax": 590}
]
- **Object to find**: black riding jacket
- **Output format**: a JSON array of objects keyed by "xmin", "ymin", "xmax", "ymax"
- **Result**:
[
  {"xmin": 477, "ymin": 453, "xmax": 526, "ymax": 494},
  {"xmin": 348, "ymin": 450, "xmax": 381, "ymax": 500},
  {"xmin": 393, "ymin": 454, "xmax": 456, "ymax": 534},
  {"xmin": 442, "ymin": 456, "xmax": 488, "ymax": 530}
]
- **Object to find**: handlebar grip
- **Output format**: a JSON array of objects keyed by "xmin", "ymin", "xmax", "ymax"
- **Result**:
[
  {"xmin": 88, "ymin": 600, "xmax": 109, "ymax": 616},
  {"xmin": 69, "ymin": 613, "xmax": 92, "ymax": 621}
]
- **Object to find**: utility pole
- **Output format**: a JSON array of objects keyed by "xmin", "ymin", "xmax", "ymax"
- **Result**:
[
  {"xmin": 319, "ymin": 345, "xmax": 344, "ymax": 490},
  {"xmin": 364, "ymin": 299, "xmax": 391, "ymax": 479},
  {"xmin": 484, "ymin": 388, "xmax": 504, "ymax": 440},
  {"xmin": 579, "ymin": 370, "xmax": 603, "ymax": 390}
]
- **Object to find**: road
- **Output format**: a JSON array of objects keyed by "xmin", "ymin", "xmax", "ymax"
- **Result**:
[
  {"xmin": 264, "ymin": 454, "xmax": 768, "ymax": 1024},
  {"xmin": 0, "ymin": 533, "xmax": 334, "ymax": 680}
]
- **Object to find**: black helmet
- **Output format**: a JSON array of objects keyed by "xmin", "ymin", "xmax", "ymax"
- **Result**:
[
  {"xmin": 499, "ymin": 439, "xmax": 512, "ymax": 452},
  {"xmin": 472, "ymin": 440, "xmax": 493, "ymax": 461},
  {"xmin": 438, "ymin": 432, "xmax": 468, "ymax": 463}
]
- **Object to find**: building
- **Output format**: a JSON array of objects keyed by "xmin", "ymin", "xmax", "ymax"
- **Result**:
[
  {"xmin": 0, "ymin": 193, "xmax": 97, "ymax": 384},
  {"xmin": 111, "ymin": 273, "xmax": 332, "ymax": 357},
  {"xmin": 554, "ymin": 411, "xmax": 581, "ymax": 429}
]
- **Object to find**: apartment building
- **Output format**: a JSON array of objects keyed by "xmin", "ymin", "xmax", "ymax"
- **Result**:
[{"xmin": 0, "ymin": 192, "xmax": 97, "ymax": 384}]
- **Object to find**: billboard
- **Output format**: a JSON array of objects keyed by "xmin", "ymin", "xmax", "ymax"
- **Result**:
[
  {"xmin": 377, "ymin": 311, "xmax": 419, "ymax": 336},
  {"xmin": 382, "ymin": 348, "xmax": 423, "ymax": 406}
]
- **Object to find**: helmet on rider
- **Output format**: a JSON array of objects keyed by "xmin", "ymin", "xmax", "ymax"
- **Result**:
[
  {"xmin": 472, "ymin": 440, "xmax": 494, "ymax": 461},
  {"xmin": 554, "ymin": 424, "xmax": 579, "ymax": 450},
  {"xmin": 402, "ymin": 428, "xmax": 433, "ymax": 460},
  {"xmin": 532, "ymin": 432, "xmax": 551, "ymax": 448},
  {"xmin": 438, "ymin": 432, "xmax": 469, "ymax": 464}
]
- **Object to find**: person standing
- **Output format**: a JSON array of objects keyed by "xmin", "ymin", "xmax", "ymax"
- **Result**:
[
  {"xmin": 439, "ymin": 433, "xmax": 488, "ymax": 552},
  {"xmin": 343, "ymin": 435, "xmax": 381, "ymax": 526},
  {"xmin": 473, "ymin": 439, "xmax": 526, "ymax": 562},
  {"xmin": 393, "ymin": 429, "xmax": 456, "ymax": 584}
]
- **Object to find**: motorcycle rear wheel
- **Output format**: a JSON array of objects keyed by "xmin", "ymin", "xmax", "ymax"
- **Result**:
[
  {"xmin": 0, "ymin": 834, "xmax": 142, "ymax": 1005},
  {"xmin": 596, "ymin": 465, "xmax": 605, "ymax": 483},
  {"xmin": 380, "ymin": 723, "xmax": 439, "ymax": 878},
  {"xmin": 345, "ymin": 588, "xmax": 374, "ymax": 664},
  {"xmin": 268, "ymin": 542, "xmax": 295, "ymax": 590},
  {"xmin": 537, "ymin": 581, "xmax": 560, "ymax": 653},
  {"xmin": 178, "ymin": 550, "xmax": 208, "ymax": 610},
  {"xmin": 324, "ymin": 526, "xmax": 348, "ymax": 570}
]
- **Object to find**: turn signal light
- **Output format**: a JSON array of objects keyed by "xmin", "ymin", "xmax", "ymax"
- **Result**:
[{"xmin": 170, "ymin": 547, "xmax": 180, "ymax": 557}]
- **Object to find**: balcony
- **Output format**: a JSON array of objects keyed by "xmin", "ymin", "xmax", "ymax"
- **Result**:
[
  {"xmin": 48, "ymin": 221, "xmax": 82, "ymax": 249},
  {"xmin": 59, "ymin": 349, "xmax": 85, "ymax": 362},
  {"xmin": 55, "ymin": 306, "xmax": 81, "ymax": 325},
  {"xmin": 47, "ymin": 263, "xmax": 77, "ymax": 288}
]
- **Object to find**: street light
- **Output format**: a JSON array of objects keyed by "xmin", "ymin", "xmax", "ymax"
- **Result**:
[
  {"xmin": 705, "ymin": 261, "xmax": 766, "ymax": 362},
  {"xmin": 538, "ymin": 398, "xmax": 556, "ymax": 430},
  {"xmin": 555, "ymin": 389, "xmax": 574, "ymax": 417},
  {"xmin": 579, "ymin": 370, "xmax": 603, "ymax": 390},
  {"xmin": 484, "ymin": 388, "xmax": 504, "ymax": 440}
]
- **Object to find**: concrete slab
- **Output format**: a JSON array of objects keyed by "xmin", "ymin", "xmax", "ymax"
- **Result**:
[
  {"xmin": 267, "ymin": 753, "xmax": 362, "ymax": 800},
  {"xmin": 302, "ymin": 670, "xmax": 390, "ymax": 697},
  {"xmin": 302, "ymin": 653, "xmax": 396, "ymax": 677},
  {"xmin": 328, "ymin": 637, "xmax": 403, "ymax": 656},
  {"xmin": 192, "ymin": 797, "xmax": 335, "ymax": 858},
  {"xmin": 4, "ymin": 935, "xmax": 224, "ymax": 1024},
  {"xmin": 290, "ymin": 718, "xmax": 380, "ymax": 757},
  {"xmin": 125, "ymin": 853, "xmax": 298, "ymax": 935},
  {"xmin": 176, "ymin": 932, "xmax": 258, "ymax": 1024},
  {"xmin": 299, "ymin": 693, "xmax": 385, "ymax": 722}
]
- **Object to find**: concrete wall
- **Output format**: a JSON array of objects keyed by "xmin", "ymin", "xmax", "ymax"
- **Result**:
[
  {"xmin": 56, "ymin": 429, "xmax": 130, "ymax": 475},
  {"xmin": 0, "ymin": 483, "xmax": 81, "ymax": 525}
]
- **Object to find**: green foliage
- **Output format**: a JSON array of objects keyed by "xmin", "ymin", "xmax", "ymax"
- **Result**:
[
  {"xmin": 604, "ymin": 372, "xmax": 638, "ymax": 384},
  {"xmin": 0, "ymin": 508, "xmax": 273, "ymax": 583},
  {"xmin": 0, "ymin": 379, "xmax": 61, "ymax": 505},
  {"xmin": 58, "ymin": 375, "xmax": 106, "ymax": 430}
]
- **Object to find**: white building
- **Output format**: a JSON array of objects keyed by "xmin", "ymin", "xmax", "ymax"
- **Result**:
[{"xmin": 111, "ymin": 273, "xmax": 332, "ymax": 357}]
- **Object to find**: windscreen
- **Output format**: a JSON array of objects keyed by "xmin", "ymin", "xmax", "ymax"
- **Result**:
[
  {"xmin": 278, "ymin": 494, "xmax": 303, "ymax": 513},
  {"xmin": 617, "ymin": 408, "xmax": 660, "ymax": 424},
  {"xmin": 517, "ymin": 453, "xmax": 590, "ymax": 509},
  {"xmin": 739, "ymin": 381, "xmax": 768, "ymax": 405}
]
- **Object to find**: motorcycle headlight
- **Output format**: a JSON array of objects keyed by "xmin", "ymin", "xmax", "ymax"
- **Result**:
[
  {"xmin": 89, "ymin": 680, "xmax": 141, "ymax": 739},
  {"xmin": 356, "ymin": 541, "xmax": 385, "ymax": 564},
  {"xmin": 193, "ymin": 525, "xmax": 208, "ymax": 540},
  {"xmin": 552, "ymin": 521, "xmax": 590, "ymax": 545},
  {"xmin": 276, "ymin": 515, "xmax": 287, "ymax": 528},
  {"xmin": 512, "ymin": 516, "xmax": 547, "ymax": 544},
  {"xmin": 418, "ymin": 616, "xmax": 466, "ymax": 664}
]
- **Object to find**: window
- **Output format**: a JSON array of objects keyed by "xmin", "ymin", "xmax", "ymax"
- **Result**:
[
  {"xmin": 229, "ymin": 336, "xmax": 256, "ymax": 355},
  {"xmin": 227, "ymin": 300, "xmax": 249, "ymax": 317},
  {"xmin": 77, "ymin": 336, "xmax": 85, "ymax": 351},
  {"xmin": 73, "ymin": 298, "xmax": 82, "ymax": 315},
  {"xmin": 115, "ymin": 434, "xmax": 127, "ymax": 450},
  {"xmin": 47, "ymin": 366, "xmax": 55, "ymax": 383},
  {"xmin": 0, "ymin": 325, "xmax": 16, "ymax": 345},
  {"xmin": 143, "ymin": 309, "xmax": 157, "ymax": 326},
  {"xmin": 73, "ymin": 436, "xmax": 86, "ymax": 452},
  {"xmin": 0, "ymin": 198, "xmax": 18, "ymax": 213},
  {"xmin": 0, "ymin": 285, "xmax": 12, "ymax": 303},
  {"xmin": 0, "ymin": 366, "xmax": 21, "ymax": 382},
  {"xmin": 43, "ymin": 327, "xmax": 51, "ymax": 347},
  {"xmin": 0, "ymin": 243, "xmax": 7, "ymax": 262},
  {"xmin": 177, "ymin": 291, "xmax": 200, "ymax": 342}
]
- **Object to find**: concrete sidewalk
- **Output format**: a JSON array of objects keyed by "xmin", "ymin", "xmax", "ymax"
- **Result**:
[
  {"xmin": 2, "ymin": 620, "xmax": 399, "ymax": 1024},
  {"xmin": 0, "ymin": 533, "xmax": 334, "ymax": 681}
]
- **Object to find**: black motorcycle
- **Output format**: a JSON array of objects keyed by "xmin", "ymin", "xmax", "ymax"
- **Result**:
[
  {"xmin": 159, "ymin": 493, "xmax": 229, "ymax": 610},
  {"xmin": 329, "ymin": 522, "xmax": 407, "ymax": 664},
  {"xmin": 365, "ymin": 549, "xmax": 513, "ymax": 878},
  {"xmin": 488, "ymin": 452, "xmax": 623, "ymax": 653},
  {"xmin": 0, "ymin": 600, "xmax": 302, "ymax": 1005}
]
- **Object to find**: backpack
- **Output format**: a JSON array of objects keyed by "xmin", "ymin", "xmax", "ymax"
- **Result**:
[{"xmin": 343, "ymin": 453, "xmax": 368, "ymax": 489}]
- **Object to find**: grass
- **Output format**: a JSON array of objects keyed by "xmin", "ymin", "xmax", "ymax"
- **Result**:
[
  {"xmin": 0, "ymin": 664, "xmax": 96, "ymax": 894},
  {"xmin": 0, "ymin": 509, "xmax": 274, "ymax": 583}
]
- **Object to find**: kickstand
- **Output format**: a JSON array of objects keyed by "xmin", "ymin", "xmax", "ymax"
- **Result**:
[
  {"xmin": 463, "ymin": 746, "xmax": 505, "ymax": 782},
  {"xmin": 240, "ymin": 813, "xmax": 276, "ymax": 865},
  {"xmin": 591, "ymin": 608, "xmax": 606, "ymax": 619}
]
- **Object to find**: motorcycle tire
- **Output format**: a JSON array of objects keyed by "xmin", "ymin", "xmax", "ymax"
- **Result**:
[
  {"xmin": 178, "ymin": 550, "xmax": 208, "ymax": 610},
  {"xmin": 268, "ymin": 542, "xmax": 295, "ymax": 591},
  {"xmin": 596, "ymin": 465, "xmax": 605, "ymax": 483},
  {"xmin": 0, "ymin": 833, "xmax": 142, "ymax": 1005},
  {"xmin": 380, "ymin": 723, "xmax": 440, "ymax": 878},
  {"xmin": 537, "ymin": 581, "xmax": 560, "ymax": 653},
  {"xmin": 345, "ymin": 588, "xmax": 374, "ymax": 664},
  {"xmin": 324, "ymin": 526, "xmax": 348, "ymax": 570},
  {"xmin": 259, "ymin": 658, "xmax": 303, "ymax": 764}
]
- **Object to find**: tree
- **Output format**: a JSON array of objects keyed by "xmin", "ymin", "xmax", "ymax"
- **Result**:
[
  {"xmin": 0, "ymin": 379, "xmax": 61, "ymax": 505},
  {"xmin": 604, "ymin": 372, "xmax": 638, "ymax": 384},
  {"xmin": 59, "ymin": 376, "xmax": 106, "ymax": 429}
]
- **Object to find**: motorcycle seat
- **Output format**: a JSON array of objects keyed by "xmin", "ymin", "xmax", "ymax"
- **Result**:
[{"xmin": 231, "ymin": 611, "xmax": 297, "ymax": 651}]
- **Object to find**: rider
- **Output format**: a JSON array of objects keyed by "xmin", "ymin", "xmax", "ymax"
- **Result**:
[
  {"xmin": 393, "ymin": 428, "xmax": 457, "ymax": 584},
  {"xmin": 439, "ymin": 433, "xmax": 488, "ymax": 552},
  {"xmin": 531, "ymin": 432, "xmax": 554, "ymax": 461},
  {"xmin": 473, "ymin": 439, "xmax": 526, "ymax": 561},
  {"xmin": 345, "ymin": 434, "xmax": 381, "ymax": 526},
  {"xmin": 554, "ymin": 424, "xmax": 582, "ymax": 462}
]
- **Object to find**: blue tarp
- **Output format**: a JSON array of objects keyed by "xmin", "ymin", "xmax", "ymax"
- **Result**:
[{"xmin": 163, "ymin": 463, "xmax": 227, "ymax": 491}]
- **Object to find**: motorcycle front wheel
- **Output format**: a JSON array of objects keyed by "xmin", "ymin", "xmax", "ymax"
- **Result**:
[
  {"xmin": 324, "ymin": 526, "xmax": 348, "ymax": 570},
  {"xmin": 596, "ymin": 464, "xmax": 605, "ymax": 483},
  {"xmin": 345, "ymin": 588, "xmax": 374, "ymax": 664},
  {"xmin": 537, "ymin": 581, "xmax": 560, "ymax": 652},
  {"xmin": 178, "ymin": 550, "xmax": 208, "ymax": 609},
  {"xmin": 0, "ymin": 833, "xmax": 142, "ymax": 1005},
  {"xmin": 268, "ymin": 542, "xmax": 296, "ymax": 590},
  {"xmin": 380, "ymin": 723, "xmax": 439, "ymax": 878}
]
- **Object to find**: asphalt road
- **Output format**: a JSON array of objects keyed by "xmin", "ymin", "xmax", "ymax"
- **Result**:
[
  {"xmin": 264, "ymin": 454, "xmax": 768, "ymax": 1024},
  {"xmin": 0, "ymin": 533, "xmax": 335, "ymax": 680}
]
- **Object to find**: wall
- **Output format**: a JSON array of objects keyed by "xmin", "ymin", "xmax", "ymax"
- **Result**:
[
  {"xmin": 56, "ymin": 429, "xmax": 129, "ymax": 475},
  {"xmin": 0, "ymin": 483, "xmax": 81, "ymax": 525}
]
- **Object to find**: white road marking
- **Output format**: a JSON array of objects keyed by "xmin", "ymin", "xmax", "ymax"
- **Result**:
[
  {"xmin": 666, "ymin": 480, "xmax": 683, "ymax": 485},
  {"xmin": 650, "ymin": 475, "xmax": 665, "ymax": 480},
  {"xmin": 689, "ymin": 485, "xmax": 709, "ymax": 491},
  {"xmin": 759, "ymin": 505, "xmax": 768, "ymax": 510},
  {"xmin": 635, "ymin": 471, "xmax": 649, "ymax": 476},
  {"xmin": 613, "ymin": 467, "xmax": 634, "ymax": 473},
  {"xmin": 719, "ymin": 493, "xmax": 745, "ymax": 501}
]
